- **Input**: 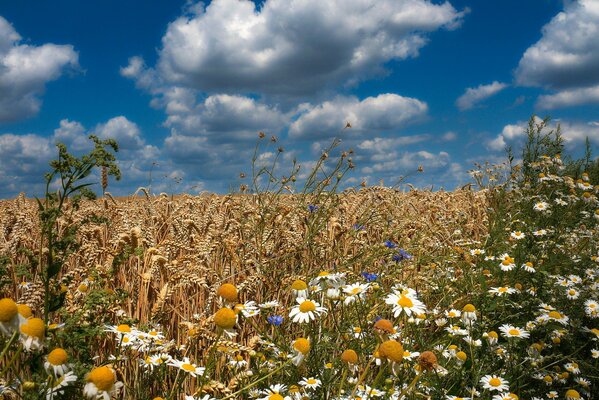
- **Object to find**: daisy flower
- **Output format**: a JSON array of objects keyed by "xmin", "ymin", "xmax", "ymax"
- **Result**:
[
  {"xmin": 288, "ymin": 298, "xmax": 326, "ymax": 324},
  {"xmin": 234, "ymin": 301, "xmax": 259, "ymax": 317},
  {"xmin": 259, "ymin": 384, "xmax": 291, "ymax": 400},
  {"xmin": 309, "ymin": 271, "xmax": 345, "ymax": 289},
  {"xmin": 545, "ymin": 310, "xmax": 569, "ymax": 325},
  {"xmin": 83, "ymin": 366, "xmax": 123, "ymax": 400},
  {"xmin": 499, "ymin": 324, "xmax": 529, "ymax": 339},
  {"xmin": 291, "ymin": 338, "xmax": 310, "ymax": 366},
  {"xmin": 298, "ymin": 377, "xmax": 321, "ymax": 389},
  {"xmin": 484, "ymin": 331, "xmax": 499, "ymax": 345},
  {"xmin": 45, "ymin": 348, "xmax": 71, "ymax": 376},
  {"xmin": 342, "ymin": 283, "xmax": 370, "ymax": 304},
  {"xmin": 228, "ymin": 354, "xmax": 248, "ymax": 369},
  {"xmin": 565, "ymin": 389, "xmax": 583, "ymax": 400},
  {"xmin": 480, "ymin": 375, "xmax": 509, "ymax": 392},
  {"xmin": 167, "ymin": 357, "xmax": 205, "ymax": 377},
  {"xmin": 500, "ymin": 257, "xmax": 516, "ymax": 271},
  {"xmin": 446, "ymin": 325, "xmax": 468, "ymax": 336},
  {"xmin": 533, "ymin": 201, "xmax": 550, "ymax": 212},
  {"xmin": 584, "ymin": 300, "xmax": 599, "ymax": 318},
  {"xmin": 20, "ymin": 317, "xmax": 45, "ymax": 351},
  {"xmin": 470, "ymin": 248, "xmax": 485, "ymax": 256},
  {"xmin": 46, "ymin": 371, "xmax": 77, "ymax": 400},
  {"xmin": 522, "ymin": 262, "xmax": 536, "ymax": 273},
  {"xmin": 533, "ymin": 229, "xmax": 547, "ymax": 236},
  {"xmin": 385, "ymin": 289, "xmax": 426, "ymax": 317},
  {"xmin": 488, "ymin": 287, "xmax": 516, "ymax": 296},
  {"xmin": 510, "ymin": 231, "xmax": 525, "ymax": 240},
  {"xmin": 445, "ymin": 309, "xmax": 461, "ymax": 319},
  {"xmin": 259, "ymin": 301, "xmax": 280, "ymax": 309},
  {"xmin": 566, "ymin": 288, "xmax": 580, "ymax": 300},
  {"xmin": 290, "ymin": 280, "xmax": 309, "ymax": 298},
  {"xmin": 462, "ymin": 304, "xmax": 477, "ymax": 324},
  {"xmin": 0, "ymin": 298, "xmax": 19, "ymax": 337},
  {"xmin": 564, "ymin": 362, "xmax": 580, "ymax": 374}
]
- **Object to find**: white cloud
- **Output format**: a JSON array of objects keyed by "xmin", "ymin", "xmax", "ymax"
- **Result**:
[
  {"xmin": 455, "ymin": 81, "xmax": 507, "ymax": 111},
  {"xmin": 537, "ymin": 84, "xmax": 599, "ymax": 109},
  {"xmin": 515, "ymin": 0, "xmax": 599, "ymax": 108},
  {"xmin": 289, "ymin": 94, "xmax": 428, "ymax": 140},
  {"xmin": 124, "ymin": 0, "xmax": 465, "ymax": 97},
  {"xmin": 0, "ymin": 117, "xmax": 165, "ymax": 198},
  {"xmin": 0, "ymin": 16, "xmax": 79, "ymax": 122}
]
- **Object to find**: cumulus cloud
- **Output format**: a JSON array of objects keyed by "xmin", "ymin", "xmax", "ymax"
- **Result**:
[
  {"xmin": 536, "ymin": 84, "xmax": 599, "ymax": 109},
  {"xmin": 515, "ymin": 0, "xmax": 599, "ymax": 108},
  {"xmin": 164, "ymin": 93, "xmax": 288, "ymax": 142},
  {"xmin": 0, "ymin": 16, "xmax": 79, "ymax": 122},
  {"xmin": 123, "ymin": 0, "xmax": 465, "ymax": 97},
  {"xmin": 289, "ymin": 94, "xmax": 428, "ymax": 140},
  {"xmin": 455, "ymin": 81, "xmax": 507, "ymax": 111},
  {"xmin": 487, "ymin": 117, "xmax": 599, "ymax": 152}
]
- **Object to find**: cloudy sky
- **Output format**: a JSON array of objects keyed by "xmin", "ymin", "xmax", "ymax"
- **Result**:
[{"xmin": 1, "ymin": 0, "xmax": 599, "ymax": 197}]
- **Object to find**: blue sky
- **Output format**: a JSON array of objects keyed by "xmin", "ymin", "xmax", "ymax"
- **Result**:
[{"xmin": 1, "ymin": 0, "xmax": 598, "ymax": 197}]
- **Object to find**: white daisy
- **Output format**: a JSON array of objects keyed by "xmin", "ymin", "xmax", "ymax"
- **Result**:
[
  {"xmin": 479, "ymin": 375, "xmax": 509, "ymax": 392},
  {"xmin": 288, "ymin": 298, "xmax": 327, "ymax": 324}
]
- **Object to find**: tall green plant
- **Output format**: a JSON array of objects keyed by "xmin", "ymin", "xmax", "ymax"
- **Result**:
[{"xmin": 37, "ymin": 135, "xmax": 121, "ymax": 323}]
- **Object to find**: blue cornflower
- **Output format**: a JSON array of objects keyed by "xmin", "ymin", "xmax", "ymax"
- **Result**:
[
  {"xmin": 307, "ymin": 204, "xmax": 318, "ymax": 213},
  {"xmin": 384, "ymin": 240, "xmax": 397, "ymax": 249},
  {"xmin": 361, "ymin": 272, "xmax": 378, "ymax": 282},
  {"xmin": 267, "ymin": 315, "xmax": 284, "ymax": 326},
  {"xmin": 392, "ymin": 248, "xmax": 412, "ymax": 262},
  {"xmin": 353, "ymin": 224, "xmax": 366, "ymax": 231}
]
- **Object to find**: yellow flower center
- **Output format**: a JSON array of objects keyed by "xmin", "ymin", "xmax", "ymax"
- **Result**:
[
  {"xmin": 353, "ymin": 327, "xmax": 362, "ymax": 333},
  {"xmin": 374, "ymin": 319, "xmax": 394, "ymax": 333},
  {"xmin": 291, "ymin": 280, "xmax": 307, "ymax": 290},
  {"xmin": 498, "ymin": 287, "xmax": 508, "ymax": 293},
  {"xmin": 548, "ymin": 311, "xmax": 562, "ymax": 319},
  {"xmin": 378, "ymin": 340, "xmax": 404, "ymax": 362},
  {"xmin": 508, "ymin": 329, "xmax": 520, "ymax": 336},
  {"xmin": 269, "ymin": 395, "xmax": 284, "ymax": 400},
  {"xmin": 565, "ymin": 389, "xmax": 581, "ymax": 399},
  {"xmin": 0, "ymin": 298, "xmax": 18, "ymax": 322},
  {"xmin": 47, "ymin": 348, "xmax": 68, "ymax": 365},
  {"xmin": 489, "ymin": 377, "xmax": 502, "ymax": 387},
  {"xmin": 456, "ymin": 351, "xmax": 467, "ymax": 361},
  {"xmin": 116, "ymin": 324, "xmax": 131, "ymax": 333},
  {"xmin": 299, "ymin": 301, "xmax": 316, "ymax": 313},
  {"xmin": 397, "ymin": 295, "xmax": 414, "ymax": 308},
  {"xmin": 87, "ymin": 366, "xmax": 116, "ymax": 391},
  {"xmin": 17, "ymin": 304, "xmax": 32, "ymax": 318},
  {"xmin": 181, "ymin": 363, "xmax": 196, "ymax": 372},
  {"xmin": 318, "ymin": 271, "xmax": 330, "ymax": 277},
  {"xmin": 341, "ymin": 349, "xmax": 358, "ymax": 364},
  {"xmin": 20, "ymin": 318, "xmax": 45, "ymax": 338},
  {"xmin": 351, "ymin": 287, "xmax": 361, "ymax": 294},
  {"xmin": 214, "ymin": 308, "xmax": 237, "ymax": 329},
  {"xmin": 307, "ymin": 378, "xmax": 317, "ymax": 384},
  {"xmin": 293, "ymin": 338, "xmax": 310, "ymax": 355},
  {"xmin": 217, "ymin": 283, "xmax": 238, "ymax": 302},
  {"xmin": 78, "ymin": 283, "xmax": 88, "ymax": 293},
  {"xmin": 488, "ymin": 331, "xmax": 498, "ymax": 338},
  {"xmin": 462, "ymin": 304, "xmax": 475, "ymax": 313}
]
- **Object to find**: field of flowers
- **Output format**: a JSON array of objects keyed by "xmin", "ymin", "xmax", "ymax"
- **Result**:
[{"xmin": 1, "ymin": 122, "xmax": 598, "ymax": 399}]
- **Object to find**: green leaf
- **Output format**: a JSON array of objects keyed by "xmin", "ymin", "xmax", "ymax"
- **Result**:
[
  {"xmin": 49, "ymin": 292, "xmax": 66, "ymax": 312},
  {"xmin": 47, "ymin": 260, "xmax": 62, "ymax": 279}
]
